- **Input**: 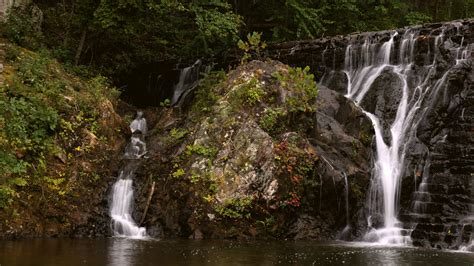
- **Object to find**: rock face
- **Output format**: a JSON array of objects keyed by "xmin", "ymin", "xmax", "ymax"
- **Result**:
[
  {"xmin": 402, "ymin": 58, "xmax": 474, "ymax": 249},
  {"xmin": 272, "ymin": 19, "xmax": 473, "ymax": 249},
  {"xmin": 133, "ymin": 60, "xmax": 373, "ymax": 240}
]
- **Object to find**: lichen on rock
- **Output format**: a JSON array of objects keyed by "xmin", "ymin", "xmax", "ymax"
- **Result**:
[{"xmin": 137, "ymin": 60, "xmax": 373, "ymax": 240}]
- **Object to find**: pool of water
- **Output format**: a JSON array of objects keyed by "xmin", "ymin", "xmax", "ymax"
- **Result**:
[{"xmin": 1, "ymin": 238, "xmax": 472, "ymax": 265}]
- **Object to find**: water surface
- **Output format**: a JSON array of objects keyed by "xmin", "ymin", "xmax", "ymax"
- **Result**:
[{"xmin": 1, "ymin": 239, "xmax": 473, "ymax": 266}]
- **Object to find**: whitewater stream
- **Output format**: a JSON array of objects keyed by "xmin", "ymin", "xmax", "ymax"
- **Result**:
[
  {"xmin": 321, "ymin": 25, "xmax": 472, "ymax": 245},
  {"xmin": 110, "ymin": 111, "xmax": 148, "ymax": 238}
]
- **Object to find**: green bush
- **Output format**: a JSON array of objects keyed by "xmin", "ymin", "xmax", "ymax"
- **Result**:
[
  {"xmin": 215, "ymin": 197, "xmax": 253, "ymax": 219},
  {"xmin": 237, "ymin": 32, "xmax": 267, "ymax": 63},
  {"xmin": 191, "ymin": 70, "xmax": 226, "ymax": 115},
  {"xmin": 274, "ymin": 66, "xmax": 318, "ymax": 113},
  {"xmin": 259, "ymin": 107, "xmax": 285, "ymax": 133},
  {"xmin": 235, "ymin": 77, "xmax": 266, "ymax": 106}
]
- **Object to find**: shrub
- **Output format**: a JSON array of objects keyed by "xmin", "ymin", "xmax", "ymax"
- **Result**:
[
  {"xmin": 237, "ymin": 32, "xmax": 267, "ymax": 63},
  {"xmin": 273, "ymin": 66, "xmax": 318, "ymax": 113},
  {"xmin": 259, "ymin": 107, "xmax": 285, "ymax": 133},
  {"xmin": 234, "ymin": 77, "xmax": 266, "ymax": 106},
  {"xmin": 191, "ymin": 70, "xmax": 226, "ymax": 115}
]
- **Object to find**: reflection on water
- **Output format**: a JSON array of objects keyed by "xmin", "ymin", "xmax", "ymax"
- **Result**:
[
  {"xmin": 109, "ymin": 238, "xmax": 137, "ymax": 266},
  {"xmin": 0, "ymin": 239, "xmax": 473, "ymax": 266}
]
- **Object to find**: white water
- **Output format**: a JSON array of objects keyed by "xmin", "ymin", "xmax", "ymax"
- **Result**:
[
  {"xmin": 334, "ymin": 26, "xmax": 472, "ymax": 245},
  {"xmin": 171, "ymin": 60, "xmax": 202, "ymax": 106},
  {"xmin": 111, "ymin": 176, "xmax": 147, "ymax": 238},
  {"xmin": 337, "ymin": 171, "xmax": 352, "ymax": 240},
  {"xmin": 110, "ymin": 112, "xmax": 148, "ymax": 238},
  {"xmin": 129, "ymin": 111, "xmax": 147, "ymax": 135}
]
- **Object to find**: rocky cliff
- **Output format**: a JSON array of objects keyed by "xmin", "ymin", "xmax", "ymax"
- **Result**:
[
  {"xmin": 130, "ymin": 60, "xmax": 373, "ymax": 240},
  {"xmin": 271, "ymin": 19, "xmax": 473, "ymax": 249}
]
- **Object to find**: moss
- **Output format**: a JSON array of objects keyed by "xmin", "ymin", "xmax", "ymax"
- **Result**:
[
  {"xmin": 351, "ymin": 183, "xmax": 365, "ymax": 200},
  {"xmin": 359, "ymin": 123, "xmax": 373, "ymax": 147},
  {"xmin": 185, "ymin": 144, "xmax": 218, "ymax": 159},
  {"xmin": 215, "ymin": 197, "xmax": 253, "ymax": 219}
]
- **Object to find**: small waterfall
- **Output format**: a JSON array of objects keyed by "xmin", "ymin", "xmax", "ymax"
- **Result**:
[
  {"xmin": 458, "ymin": 175, "xmax": 474, "ymax": 252},
  {"xmin": 171, "ymin": 60, "xmax": 202, "ymax": 107},
  {"xmin": 338, "ymin": 171, "xmax": 352, "ymax": 240},
  {"xmin": 411, "ymin": 157, "xmax": 431, "ymax": 214},
  {"xmin": 324, "ymin": 24, "xmax": 473, "ymax": 245},
  {"xmin": 110, "ymin": 112, "xmax": 147, "ymax": 238},
  {"xmin": 129, "ymin": 111, "xmax": 147, "ymax": 135}
]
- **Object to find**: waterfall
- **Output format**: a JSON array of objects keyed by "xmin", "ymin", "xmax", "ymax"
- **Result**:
[
  {"xmin": 328, "ymin": 24, "xmax": 473, "ymax": 245},
  {"xmin": 337, "ymin": 171, "xmax": 352, "ymax": 240},
  {"xmin": 110, "ymin": 112, "xmax": 147, "ymax": 238},
  {"xmin": 171, "ymin": 60, "xmax": 202, "ymax": 107}
]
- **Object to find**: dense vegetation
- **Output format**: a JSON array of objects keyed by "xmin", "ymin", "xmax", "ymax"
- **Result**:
[
  {"xmin": 0, "ymin": 43, "xmax": 121, "ymax": 209},
  {"xmin": 1, "ymin": 0, "xmax": 472, "ymax": 78}
]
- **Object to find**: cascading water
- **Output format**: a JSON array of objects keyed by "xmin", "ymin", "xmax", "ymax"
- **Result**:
[
  {"xmin": 323, "ymin": 25, "xmax": 473, "ymax": 245},
  {"xmin": 171, "ymin": 60, "xmax": 202, "ymax": 107},
  {"xmin": 110, "ymin": 112, "xmax": 147, "ymax": 238}
]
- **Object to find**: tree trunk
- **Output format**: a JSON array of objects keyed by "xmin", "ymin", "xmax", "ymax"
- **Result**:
[{"xmin": 140, "ymin": 181, "xmax": 155, "ymax": 226}]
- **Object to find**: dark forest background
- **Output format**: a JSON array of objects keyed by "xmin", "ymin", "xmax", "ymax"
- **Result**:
[{"xmin": 2, "ymin": 0, "xmax": 473, "ymax": 78}]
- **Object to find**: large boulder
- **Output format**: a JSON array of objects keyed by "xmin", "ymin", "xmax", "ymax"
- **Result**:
[{"xmin": 135, "ymin": 60, "xmax": 373, "ymax": 240}]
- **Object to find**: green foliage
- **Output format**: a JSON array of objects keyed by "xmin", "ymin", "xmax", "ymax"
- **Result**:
[
  {"xmin": 259, "ymin": 107, "xmax": 285, "ymax": 133},
  {"xmin": 215, "ymin": 197, "xmax": 252, "ymax": 219},
  {"xmin": 191, "ymin": 2, "xmax": 243, "ymax": 55},
  {"xmin": 189, "ymin": 174, "xmax": 200, "ymax": 184},
  {"xmin": 191, "ymin": 70, "xmax": 225, "ymax": 115},
  {"xmin": 282, "ymin": 0, "xmax": 326, "ymax": 39},
  {"xmin": 160, "ymin": 99, "xmax": 171, "ymax": 107},
  {"xmin": 0, "ymin": 186, "xmax": 16, "ymax": 208},
  {"xmin": 172, "ymin": 168, "xmax": 185, "ymax": 179},
  {"xmin": 170, "ymin": 128, "xmax": 188, "ymax": 140},
  {"xmin": 273, "ymin": 66, "xmax": 318, "ymax": 113},
  {"xmin": 235, "ymin": 77, "xmax": 266, "ymax": 106},
  {"xmin": 164, "ymin": 127, "xmax": 188, "ymax": 146},
  {"xmin": 185, "ymin": 144, "xmax": 218, "ymax": 158},
  {"xmin": 43, "ymin": 176, "xmax": 65, "ymax": 192},
  {"xmin": 30, "ymin": 0, "xmax": 243, "ymax": 75},
  {"xmin": 405, "ymin": 12, "xmax": 432, "ymax": 26},
  {"xmin": 5, "ymin": 45, "xmax": 21, "ymax": 61},
  {"xmin": 2, "ymin": 0, "xmax": 472, "ymax": 81},
  {"xmin": 0, "ymin": 44, "xmax": 119, "ymax": 208},
  {"xmin": 237, "ymin": 32, "xmax": 267, "ymax": 63}
]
